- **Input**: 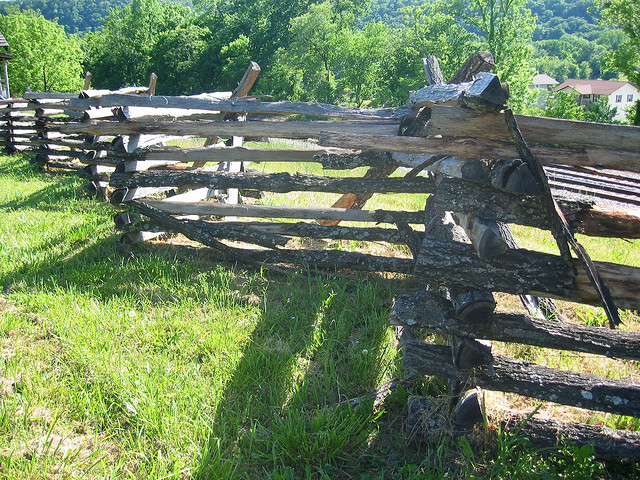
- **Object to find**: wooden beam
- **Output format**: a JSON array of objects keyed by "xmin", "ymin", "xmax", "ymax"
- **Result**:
[
  {"xmin": 56, "ymin": 119, "xmax": 400, "ymax": 139},
  {"xmin": 139, "ymin": 198, "xmax": 425, "ymax": 224},
  {"xmin": 318, "ymin": 132, "xmax": 592, "ymax": 166},
  {"xmin": 57, "ymin": 94, "xmax": 413, "ymax": 120},
  {"xmin": 502, "ymin": 416, "xmax": 640, "ymax": 462},
  {"xmin": 391, "ymin": 290, "xmax": 640, "ymax": 361},
  {"xmin": 414, "ymin": 237, "xmax": 640, "ymax": 310},
  {"xmin": 428, "ymin": 105, "xmax": 640, "ymax": 166},
  {"xmin": 403, "ymin": 343, "xmax": 640, "ymax": 418},
  {"xmin": 118, "ymin": 145, "xmax": 354, "ymax": 166}
]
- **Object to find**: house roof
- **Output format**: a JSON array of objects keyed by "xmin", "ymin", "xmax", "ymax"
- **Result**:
[
  {"xmin": 554, "ymin": 79, "xmax": 636, "ymax": 95},
  {"xmin": 532, "ymin": 74, "xmax": 558, "ymax": 86},
  {"xmin": 0, "ymin": 32, "xmax": 8, "ymax": 48}
]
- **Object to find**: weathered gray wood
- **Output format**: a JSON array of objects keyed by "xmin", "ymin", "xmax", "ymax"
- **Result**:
[
  {"xmin": 429, "ymin": 104, "xmax": 640, "ymax": 153},
  {"xmin": 502, "ymin": 415, "xmax": 640, "ymax": 461},
  {"xmin": 114, "ymin": 146, "xmax": 353, "ymax": 167},
  {"xmin": 82, "ymin": 107, "xmax": 118, "ymax": 121},
  {"xmin": 115, "ymin": 159, "xmax": 180, "ymax": 173},
  {"xmin": 225, "ymin": 221, "xmax": 419, "ymax": 244},
  {"xmin": 130, "ymin": 216, "xmax": 290, "ymax": 249},
  {"xmin": 409, "ymin": 82, "xmax": 472, "ymax": 108},
  {"xmin": 126, "ymin": 200, "xmax": 255, "ymax": 263},
  {"xmin": 448, "ymin": 51, "xmax": 495, "ymax": 84},
  {"xmin": 232, "ymin": 61, "xmax": 261, "ymax": 98},
  {"xmin": 432, "ymin": 176, "xmax": 547, "ymax": 228},
  {"xmin": 139, "ymin": 198, "xmax": 425, "ymax": 224},
  {"xmin": 60, "ymin": 94, "xmax": 412, "ymax": 120},
  {"xmin": 114, "ymin": 106, "xmax": 224, "ymax": 122},
  {"xmin": 403, "ymin": 342, "xmax": 640, "ymax": 417},
  {"xmin": 131, "ymin": 200, "xmax": 416, "ymax": 272},
  {"xmin": 317, "ymin": 158, "xmax": 399, "ymax": 227},
  {"xmin": 113, "ymin": 134, "xmax": 182, "ymax": 154},
  {"xmin": 318, "ymin": 132, "xmax": 590, "ymax": 166},
  {"xmin": 23, "ymin": 92, "xmax": 79, "ymax": 100},
  {"xmin": 391, "ymin": 290, "xmax": 640, "ymax": 361},
  {"xmin": 505, "ymin": 109, "xmax": 621, "ymax": 328},
  {"xmin": 409, "ymin": 73, "xmax": 506, "ymax": 110},
  {"xmin": 247, "ymin": 248, "xmax": 414, "ymax": 272},
  {"xmin": 453, "ymin": 213, "xmax": 508, "ymax": 259},
  {"xmin": 423, "ymin": 56, "xmax": 445, "ymax": 86},
  {"xmin": 110, "ymin": 186, "xmax": 175, "ymax": 205},
  {"xmin": 315, "ymin": 151, "xmax": 398, "ymax": 170},
  {"xmin": 56, "ymin": 119, "xmax": 400, "ymax": 139},
  {"xmin": 415, "ymin": 236, "xmax": 640, "ymax": 310},
  {"xmin": 79, "ymin": 86, "xmax": 150, "ymax": 98},
  {"xmin": 559, "ymin": 202, "xmax": 640, "ymax": 238},
  {"xmin": 120, "ymin": 218, "xmax": 418, "ymax": 244},
  {"xmin": 109, "ymin": 170, "xmax": 436, "ymax": 194},
  {"xmin": 417, "ymin": 235, "xmax": 571, "ymax": 294},
  {"xmin": 549, "ymin": 179, "xmax": 640, "ymax": 208},
  {"xmin": 424, "ymin": 196, "xmax": 496, "ymax": 324}
]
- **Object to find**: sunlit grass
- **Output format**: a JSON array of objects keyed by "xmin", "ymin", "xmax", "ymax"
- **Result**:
[{"xmin": 1, "ymin": 153, "xmax": 639, "ymax": 479}]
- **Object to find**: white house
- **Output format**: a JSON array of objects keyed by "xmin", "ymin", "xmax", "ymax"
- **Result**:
[
  {"xmin": 529, "ymin": 74, "xmax": 559, "ymax": 107},
  {"xmin": 554, "ymin": 79, "xmax": 639, "ymax": 122}
]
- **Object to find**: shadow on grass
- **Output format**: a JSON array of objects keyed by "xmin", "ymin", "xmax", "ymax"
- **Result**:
[
  {"xmin": 191, "ymin": 262, "xmax": 407, "ymax": 478},
  {"xmin": 0, "ymin": 174, "xmax": 88, "ymax": 212},
  {"xmin": 1, "ymin": 153, "xmax": 414, "ymax": 477}
]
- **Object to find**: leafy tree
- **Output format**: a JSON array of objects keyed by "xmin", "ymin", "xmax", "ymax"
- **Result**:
[
  {"xmin": 148, "ymin": 24, "xmax": 212, "ymax": 95},
  {"xmin": 263, "ymin": 2, "xmax": 347, "ymax": 103},
  {"xmin": 375, "ymin": 2, "xmax": 480, "ymax": 106},
  {"xmin": 542, "ymin": 91, "xmax": 584, "ymax": 120},
  {"xmin": 0, "ymin": 10, "xmax": 84, "ymax": 94},
  {"xmin": 598, "ymin": 0, "xmax": 640, "ymax": 87},
  {"xmin": 84, "ymin": 0, "xmax": 194, "ymax": 90},
  {"xmin": 338, "ymin": 21, "xmax": 390, "ymax": 106},
  {"xmin": 0, "ymin": 0, "xmax": 130, "ymax": 33},
  {"xmin": 583, "ymin": 96, "xmax": 617, "ymax": 123},
  {"xmin": 449, "ymin": 0, "xmax": 537, "ymax": 112},
  {"xmin": 543, "ymin": 91, "xmax": 617, "ymax": 123}
]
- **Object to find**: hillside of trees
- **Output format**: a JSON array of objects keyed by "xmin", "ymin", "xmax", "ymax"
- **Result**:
[{"xmin": 0, "ymin": 0, "xmax": 637, "ymax": 122}]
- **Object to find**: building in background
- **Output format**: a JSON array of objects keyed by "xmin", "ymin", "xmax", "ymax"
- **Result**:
[
  {"xmin": 554, "ymin": 79, "xmax": 639, "ymax": 122},
  {"xmin": 530, "ymin": 74, "xmax": 559, "ymax": 108}
]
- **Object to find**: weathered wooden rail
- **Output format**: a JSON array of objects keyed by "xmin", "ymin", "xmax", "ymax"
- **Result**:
[{"xmin": 2, "ymin": 55, "xmax": 640, "ymax": 459}]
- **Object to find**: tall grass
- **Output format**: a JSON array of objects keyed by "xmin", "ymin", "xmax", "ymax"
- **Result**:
[{"xmin": 0, "ymin": 154, "xmax": 638, "ymax": 479}]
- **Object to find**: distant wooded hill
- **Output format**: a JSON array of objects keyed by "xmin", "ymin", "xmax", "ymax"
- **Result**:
[
  {"xmin": 0, "ymin": 0, "xmax": 190, "ymax": 33},
  {"xmin": 1, "ymin": 0, "xmax": 606, "ymax": 39}
]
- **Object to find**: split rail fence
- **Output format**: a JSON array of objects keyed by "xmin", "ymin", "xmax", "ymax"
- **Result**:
[{"xmin": 1, "ymin": 56, "xmax": 640, "ymax": 459}]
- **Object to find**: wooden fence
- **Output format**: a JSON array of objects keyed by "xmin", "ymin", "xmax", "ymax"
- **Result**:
[{"xmin": 2, "ymin": 56, "xmax": 640, "ymax": 459}]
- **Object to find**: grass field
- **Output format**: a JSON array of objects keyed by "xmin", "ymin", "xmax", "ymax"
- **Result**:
[{"xmin": 1, "ymin": 153, "xmax": 639, "ymax": 479}]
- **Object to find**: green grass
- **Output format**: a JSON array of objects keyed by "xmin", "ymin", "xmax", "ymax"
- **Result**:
[{"xmin": 0, "ymin": 154, "xmax": 639, "ymax": 479}]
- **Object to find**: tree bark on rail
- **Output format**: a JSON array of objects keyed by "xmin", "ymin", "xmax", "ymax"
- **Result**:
[
  {"xmin": 139, "ymin": 198, "xmax": 425, "ymax": 224},
  {"xmin": 415, "ymin": 237, "xmax": 640, "ymax": 310},
  {"xmin": 502, "ymin": 416, "xmax": 640, "ymax": 461},
  {"xmin": 391, "ymin": 290, "xmax": 640, "ymax": 361},
  {"xmin": 403, "ymin": 343, "xmax": 640, "ymax": 418},
  {"xmin": 109, "ymin": 170, "xmax": 437, "ymax": 194}
]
